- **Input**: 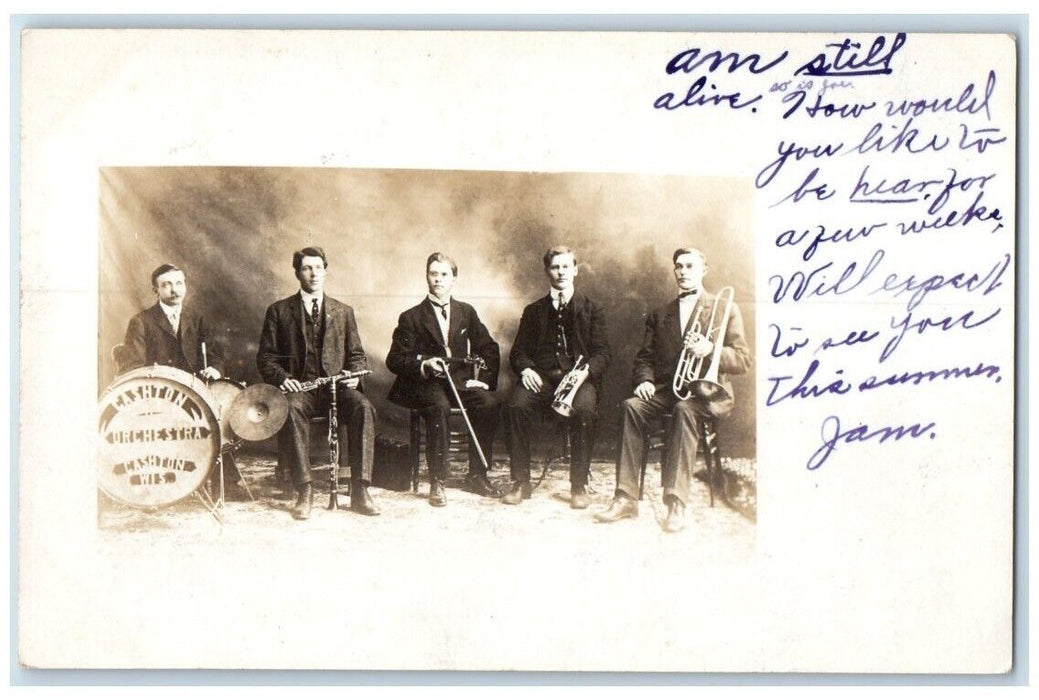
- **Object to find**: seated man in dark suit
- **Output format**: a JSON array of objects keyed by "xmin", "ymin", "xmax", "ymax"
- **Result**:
[
  {"xmin": 503, "ymin": 246, "xmax": 612, "ymax": 509},
  {"xmin": 119, "ymin": 263, "xmax": 224, "ymax": 379},
  {"xmin": 596, "ymin": 247, "xmax": 751, "ymax": 532},
  {"xmin": 119, "ymin": 263, "xmax": 238, "ymax": 498},
  {"xmin": 386, "ymin": 252, "xmax": 502, "ymax": 507},
  {"xmin": 257, "ymin": 246, "xmax": 379, "ymax": 520}
]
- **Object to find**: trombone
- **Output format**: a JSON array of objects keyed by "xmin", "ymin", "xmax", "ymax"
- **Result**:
[{"xmin": 672, "ymin": 286, "xmax": 735, "ymax": 403}]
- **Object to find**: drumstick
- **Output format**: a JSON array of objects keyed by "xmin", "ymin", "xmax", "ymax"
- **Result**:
[{"xmin": 201, "ymin": 342, "xmax": 208, "ymax": 370}]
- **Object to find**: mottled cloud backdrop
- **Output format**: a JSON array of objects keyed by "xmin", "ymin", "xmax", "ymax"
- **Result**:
[{"xmin": 99, "ymin": 168, "xmax": 756, "ymax": 456}]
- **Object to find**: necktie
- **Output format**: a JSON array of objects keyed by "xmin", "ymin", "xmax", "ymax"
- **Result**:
[
  {"xmin": 169, "ymin": 312, "xmax": 179, "ymax": 332},
  {"xmin": 433, "ymin": 301, "xmax": 448, "ymax": 320},
  {"xmin": 678, "ymin": 290, "xmax": 698, "ymax": 299},
  {"xmin": 556, "ymin": 293, "xmax": 569, "ymax": 356},
  {"xmin": 311, "ymin": 298, "xmax": 319, "ymax": 321}
]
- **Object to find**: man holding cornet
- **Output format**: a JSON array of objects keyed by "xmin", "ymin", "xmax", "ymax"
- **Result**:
[
  {"xmin": 257, "ymin": 246, "xmax": 379, "ymax": 520},
  {"xmin": 596, "ymin": 248, "xmax": 750, "ymax": 532},
  {"xmin": 503, "ymin": 246, "xmax": 612, "ymax": 509},
  {"xmin": 386, "ymin": 252, "xmax": 502, "ymax": 507}
]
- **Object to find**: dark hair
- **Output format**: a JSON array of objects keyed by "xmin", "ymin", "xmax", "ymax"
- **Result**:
[
  {"xmin": 543, "ymin": 246, "xmax": 577, "ymax": 269},
  {"xmin": 672, "ymin": 247, "xmax": 707, "ymax": 266},
  {"xmin": 293, "ymin": 246, "xmax": 328, "ymax": 272},
  {"xmin": 426, "ymin": 252, "xmax": 458, "ymax": 276},
  {"xmin": 151, "ymin": 263, "xmax": 182, "ymax": 288}
]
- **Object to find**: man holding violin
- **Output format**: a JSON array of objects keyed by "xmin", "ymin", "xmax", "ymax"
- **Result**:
[
  {"xmin": 596, "ymin": 248, "xmax": 750, "ymax": 532},
  {"xmin": 386, "ymin": 252, "xmax": 502, "ymax": 507},
  {"xmin": 257, "ymin": 246, "xmax": 379, "ymax": 520}
]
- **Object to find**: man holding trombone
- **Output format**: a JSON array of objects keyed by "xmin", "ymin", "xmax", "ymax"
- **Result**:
[
  {"xmin": 257, "ymin": 246, "xmax": 380, "ymax": 520},
  {"xmin": 596, "ymin": 248, "xmax": 750, "ymax": 532},
  {"xmin": 386, "ymin": 252, "xmax": 502, "ymax": 507}
]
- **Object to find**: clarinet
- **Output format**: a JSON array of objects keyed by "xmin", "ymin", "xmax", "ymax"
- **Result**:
[
  {"xmin": 327, "ymin": 378, "xmax": 341, "ymax": 510},
  {"xmin": 295, "ymin": 368, "xmax": 371, "ymax": 393},
  {"xmin": 313, "ymin": 369, "xmax": 370, "ymax": 510}
]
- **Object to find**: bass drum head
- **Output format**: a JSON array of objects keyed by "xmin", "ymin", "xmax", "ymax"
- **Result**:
[
  {"xmin": 206, "ymin": 378, "xmax": 245, "ymax": 449},
  {"xmin": 98, "ymin": 365, "xmax": 221, "ymax": 508}
]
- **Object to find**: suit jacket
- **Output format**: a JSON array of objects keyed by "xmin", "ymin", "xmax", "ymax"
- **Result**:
[
  {"xmin": 256, "ymin": 292, "xmax": 369, "ymax": 387},
  {"xmin": 120, "ymin": 302, "xmax": 224, "ymax": 375},
  {"xmin": 386, "ymin": 298, "xmax": 500, "ymax": 405},
  {"xmin": 509, "ymin": 291, "xmax": 612, "ymax": 384},
  {"xmin": 633, "ymin": 290, "xmax": 751, "ymax": 411}
]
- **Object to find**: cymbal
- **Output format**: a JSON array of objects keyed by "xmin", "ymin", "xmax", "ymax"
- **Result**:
[{"xmin": 227, "ymin": 384, "xmax": 289, "ymax": 441}]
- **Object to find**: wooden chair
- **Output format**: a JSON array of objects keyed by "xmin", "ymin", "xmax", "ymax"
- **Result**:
[{"xmin": 639, "ymin": 413, "xmax": 719, "ymax": 507}]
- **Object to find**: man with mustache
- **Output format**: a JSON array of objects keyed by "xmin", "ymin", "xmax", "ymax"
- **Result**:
[
  {"xmin": 118, "ymin": 263, "xmax": 224, "ymax": 379},
  {"xmin": 119, "ymin": 263, "xmax": 239, "ymax": 498}
]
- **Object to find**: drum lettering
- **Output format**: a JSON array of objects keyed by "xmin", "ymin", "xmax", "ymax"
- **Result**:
[
  {"xmin": 99, "ymin": 403, "xmax": 118, "ymax": 433},
  {"xmin": 168, "ymin": 388, "xmax": 188, "ymax": 409},
  {"xmin": 113, "ymin": 457, "xmax": 197, "ymax": 475},
  {"xmin": 105, "ymin": 426, "xmax": 212, "ymax": 443},
  {"xmin": 129, "ymin": 472, "xmax": 178, "ymax": 486}
]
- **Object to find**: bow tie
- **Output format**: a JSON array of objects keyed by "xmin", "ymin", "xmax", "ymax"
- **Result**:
[{"xmin": 678, "ymin": 290, "xmax": 699, "ymax": 299}]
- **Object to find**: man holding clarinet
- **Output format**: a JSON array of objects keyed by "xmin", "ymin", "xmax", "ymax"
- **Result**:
[{"xmin": 257, "ymin": 246, "xmax": 380, "ymax": 520}]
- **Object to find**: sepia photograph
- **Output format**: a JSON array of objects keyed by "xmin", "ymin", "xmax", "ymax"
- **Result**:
[{"xmin": 97, "ymin": 167, "xmax": 757, "ymax": 540}]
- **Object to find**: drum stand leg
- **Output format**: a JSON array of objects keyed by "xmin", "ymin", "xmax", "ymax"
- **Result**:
[
  {"xmin": 226, "ymin": 450, "xmax": 256, "ymax": 498},
  {"xmin": 215, "ymin": 454, "xmax": 226, "ymax": 509},
  {"xmin": 194, "ymin": 485, "xmax": 224, "ymax": 524},
  {"xmin": 222, "ymin": 449, "xmax": 256, "ymax": 503}
]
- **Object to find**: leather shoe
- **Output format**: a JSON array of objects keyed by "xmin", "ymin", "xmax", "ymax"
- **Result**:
[
  {"xmin": 350, "ymin": 483, "xmax": 381, "ymax": 516},
  {"xmin": 464, "ymin": 472, "xmax": 502, "ymax": 498},
  {"xmin": 663, "ymin": 498, "xmax": 686, "ymax": 533},
  {"xmin": 570, "ymin": 485, "xmax": 591, "ymax": 510},
  {"xmin": 502, "ymin": 481, "xmax": 532, "ymax": 505},
  {"xmin": 429, "ymin": 480, "xmax": 447, "ymax": 507},
  {"xmin": 595, "ymin": 495, "xmax": 638, "ymax": 522},
  {"xmin": 293, "ymin": 483, "xmax": 313, "ymax": 520}
]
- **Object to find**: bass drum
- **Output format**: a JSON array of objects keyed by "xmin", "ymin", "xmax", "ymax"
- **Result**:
[
  {"xmin": 206, "ymin": 378, "xmax": 245, "ymax": 451},
  {"xmin": 98, "ymin": 365, "xmax": 221, "ymax": 508}
]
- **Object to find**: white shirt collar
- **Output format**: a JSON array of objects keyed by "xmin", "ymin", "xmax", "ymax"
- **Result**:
[
  {"xmin": 549, "ymin": 287, "xmax": 575, "ymax": 307},
  {"xmin": 427, "ymin": 294, "xmax": 452, "ymax": 308},
  {"xmin": 159, "ymin": 301, "xmax": 181, "ymax": 318},
  {"xmin": 300, "ymin": 290, "xmax": 324, "ymax": 311}
]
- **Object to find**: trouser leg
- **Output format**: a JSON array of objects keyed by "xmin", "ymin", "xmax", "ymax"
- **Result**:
[
  {"xmin": 616, "ymin": 395, "xmax": 657, "ymax": 499},
  {"xmin": 417, "ymin": 391, "xmax": 452, "ymax": 483},
  {"xmin": 461, "ymin": 388, "xmax": 500, "ymax": 475},
  {"xmin": 663, "ymin": 398, "xmax": 704, "ymax": 505},
  {"xmin": 567, "ymin": 382, "xmax": 597, "ymax": 488},
  {"xmin": 279, "ymin": 391, "xmax": 319, "ymax": 486},
  {"xmin": 337, "ymin": 388, "xmax": 376, "ymax": 485},
  {"xmin": 504, "ymin": 383, "xmax": 551, "ymax": 483}
]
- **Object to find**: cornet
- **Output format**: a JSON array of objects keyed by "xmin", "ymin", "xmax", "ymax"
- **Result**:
[
  {"xmin": 552, "ymin": 355, "xmax": 589, "ymax": 417},
  {"xmin": 672, "ymin": 286, "xmax": 735, "ymax": 403}
]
